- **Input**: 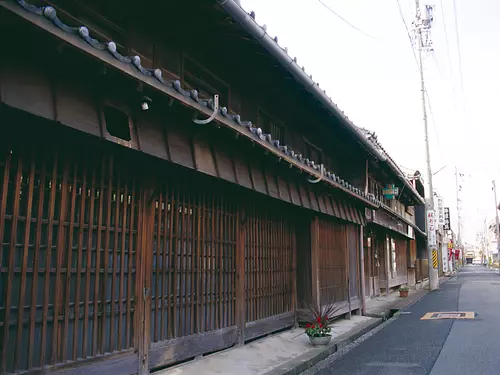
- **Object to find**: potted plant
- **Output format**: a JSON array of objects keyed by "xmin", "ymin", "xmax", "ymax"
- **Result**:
[
  {"xmin": 304, "ymin": 299, "xmax": 339, "ymax": 346},
  {"xmin": 399, "ymin": 286, "xmax": 409, "ymax": 298}
]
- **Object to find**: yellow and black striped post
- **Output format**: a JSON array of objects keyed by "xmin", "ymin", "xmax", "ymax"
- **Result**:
[{"xmin": 432, "ymin": 249, "xmax": 439, "ymax": 269}]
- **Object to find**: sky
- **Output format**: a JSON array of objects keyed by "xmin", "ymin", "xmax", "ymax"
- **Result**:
[{"xmin": 241, "ymin": 0, "xmax": 500, "ymax": 244}]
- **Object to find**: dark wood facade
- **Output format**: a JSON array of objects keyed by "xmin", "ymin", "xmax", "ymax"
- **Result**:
[
  {"xmin": 363, "ymin": 152, "xmax": 422, "ymax": 296},
  {"xmin": 0, "ymin": 1, "xmax": 384, "ymax": 374}
]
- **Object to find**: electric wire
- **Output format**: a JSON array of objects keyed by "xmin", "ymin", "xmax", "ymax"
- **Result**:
[
  {"xmin": 451, "ymin": 0, "xmax": 468, "ymax": 171},
  {"xmin": 438, "ymin": 0, "xmax": 454, "ymax": 81},
  {"xmin": 424, "ymin": 89, "xmax": 446, "ymax": 164},
  {"xmin": 451, "ymin": 0, "xmax": 464, "ymax": 96},
  {"xmin": 317, "ymin": 0, "xmax": 378, "ymax": 39},
  {"xmin": 431, "ymin": 53, "xmax": 460, "ymax": 113},
  {"xmin": 396, "ymin": 0, "xmax": 445, "ymax": 175},
  {"xmin": 396, "ymin": 0, "xmax": 420, "ymax": 72}
]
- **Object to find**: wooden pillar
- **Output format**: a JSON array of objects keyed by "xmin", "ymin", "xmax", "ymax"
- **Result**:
[
  {"xmin": 291, "ymin": 216, "xmax": 298, "ymax": 327},
  {"xmin": 359, "ymin": 226, "xmax": 367, "ymax": 315},
  {"xmin": 236, "ymin": 208, "xmax": 246, "ymax": 346},
  {"xmin": 345, "ymin": 226, "xmax": 351, "ymax": 320},
  {"xmin": 137, "ymin": 187, "xmax": 154, "ymax": 375},
  {"xmin": 310, "ymin": 217, "xmax": 320, "ymax": 307},
  {"xmin": 385, "ymin": 235, "xmax": 391, "ymax": 296}
]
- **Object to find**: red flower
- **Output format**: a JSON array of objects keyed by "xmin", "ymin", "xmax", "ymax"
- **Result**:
[
  {"xmin": 317, "ymin": 317, "xmax": 322, "ymax": 323},
  {"xmin": 319, "ymin": 323, "xmax": 323, "ymax": 328},
  {"xmin": 305, "ymin": 323, "xmax": 312, "ymax": 328}
]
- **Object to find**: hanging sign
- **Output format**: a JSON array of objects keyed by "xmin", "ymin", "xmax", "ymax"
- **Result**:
[
  {"xmin": 437, "ymin": 197, "xmax": 445, "ymax": 225},
  {"xmin": 383, "ymin": 184, "xmax": 399, "ymax": 200},
  {"xmin": 443, "ymin": 207, "xmax": 451, "ymax": 231}
]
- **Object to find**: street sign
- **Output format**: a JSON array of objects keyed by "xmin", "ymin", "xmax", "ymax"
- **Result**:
[
  {"xmin": 437, "ymin": 197, "xmax": 444, "ymax": 225},
  {"xmin": 442, "ymin": 248, "xmax": 448, "ymax": 273},
  {"xmin": 443, "ymin": 207, "xmax": 451, "ymax": 231},
  {"xmin": 427, "ymin": 210, "xmax": 437, "ymax": 246},
  {"xmin": 383, "ymin": 184, "xmax": 399, "ymax": 200}
]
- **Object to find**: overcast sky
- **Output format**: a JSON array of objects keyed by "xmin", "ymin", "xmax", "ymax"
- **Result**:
[{"xmin": 242, "ymin": 0, "xmax": 500, "ymax": 244}]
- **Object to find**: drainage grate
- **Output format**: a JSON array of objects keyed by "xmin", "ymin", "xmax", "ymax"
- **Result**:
[{"xmin": 420, "ymin": 312, "xmax": 475, "ymax": 320}]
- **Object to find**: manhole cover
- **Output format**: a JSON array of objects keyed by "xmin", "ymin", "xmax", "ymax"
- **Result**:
[{"xmin": 421, "ymin": 312, "xmax": 475, "ymax": 320}]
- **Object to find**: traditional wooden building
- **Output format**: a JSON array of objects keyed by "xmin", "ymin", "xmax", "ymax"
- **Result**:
[
  {"xmin": 357, "ymin": 129, "xmax": 425, "ymax": 297},
  {"xmin": 0, "ymin": 1, "xmax": 396, "ymax": 374}
]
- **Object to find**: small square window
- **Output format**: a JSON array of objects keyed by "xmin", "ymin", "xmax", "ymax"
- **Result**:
[{"xmin": 104, "ymin": 106, "xmax": 131, "ymax": 141}]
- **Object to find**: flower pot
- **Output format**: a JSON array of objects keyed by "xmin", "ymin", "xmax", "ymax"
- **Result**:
[
  {"xmin": 399, "ymin": 290, "xmax": 409, "ymax": 298},
  {"xmin": 308, "ymin": 335, "xmax": 332, "ymax": 346}
]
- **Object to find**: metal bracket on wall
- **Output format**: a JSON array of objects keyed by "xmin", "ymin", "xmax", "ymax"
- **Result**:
[
  {"xmin": 193, "ymin": 94, "xmax": 219, "ymax": 124},
  {"xmin": 308, "ymin": 164, "xmax": 324, "ymax": 184}
]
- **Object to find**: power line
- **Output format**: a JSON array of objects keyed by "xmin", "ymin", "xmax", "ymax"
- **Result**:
[
  {"xmin": 451, "ymin": 0, "xmax": 467, "ymax": 164},
  {"xmin": 451, "ymin": 0, "xmax": 464, "ymax": 96},
  {"xmin": 438, "ymin": 0, "xmax": 454, "ymax": 80},
  {"xmin": 431, "ymin": 53, "xmax": 460, "ymax": 113},
  {"xmin": 424, "ymin": 89, "xmax": 445, "ymax": 163},
  {"xmin": 396, "ymin": 0, "xmax": 420, "ymax": 71},
  {"xmin": 317, "ymin": 0, "xmax": 378, "ymax": 39}
]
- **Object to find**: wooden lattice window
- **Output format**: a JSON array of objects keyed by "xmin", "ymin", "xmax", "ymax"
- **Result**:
[
  {"xmin": 244, "ymin": 205, "xmax": 295, "ymax": 323},
  {"xmin": 0, "ymin": 141, "xmax": 141, "ymax": 373},
  {"xmin": 318, "ymin": 219, "xmax": 348, "ymax": 304},
  {"xmin": 150, "ymin": 183, "xmax": 237, "ymax": 343}
]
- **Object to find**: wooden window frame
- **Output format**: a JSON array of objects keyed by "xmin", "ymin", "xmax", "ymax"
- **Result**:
[{"xmin": 100, "ymin": 100, "xmax": 139, "ymax": 150}]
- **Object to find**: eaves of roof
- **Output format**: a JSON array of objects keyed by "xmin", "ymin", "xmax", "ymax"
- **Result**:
[
  {"xmin": 379, "ymin": 203, "xmax": 426, "ymax": 238},
  {"xmin": 357, "ymin": 128, "xmax": 425, "ymax": 204},
  {"xmin": 4, "ymin": 0, "xmax": 381, "ymax": 208},
  {"xmin": 217, "ymin": 0, "xmax": 388, "ymax": 162},
  {"xmin": 218, "ymin": 0, "xmax": 424, "ymax": 205}
]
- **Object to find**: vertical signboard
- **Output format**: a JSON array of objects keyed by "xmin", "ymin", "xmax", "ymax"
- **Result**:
[
  {"xmin": 427, "ymin": 210, "xmax": 437, "ymax": 246},
  {"xmin": 442, "ymin": 242, "xmax": 448, "ymax": 273},
  {"xmin": 437, "ymin": 196, "xmax": 445, "ymax": 226},
  {"xmin": 443, "ymin": 207, "xmax": 451, "ymax": 231}
]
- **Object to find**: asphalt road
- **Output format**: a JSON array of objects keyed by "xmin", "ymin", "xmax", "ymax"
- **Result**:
[{"xmin": 303, "ymin": 266, "xmax": 500, "ymax": 375}]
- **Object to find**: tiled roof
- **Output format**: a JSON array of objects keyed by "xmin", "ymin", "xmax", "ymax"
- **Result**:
[
  {"xmin": 9, "ymin": 0, "xmax": 381, "ymax": 207},
  {"xmin": 218, "ymin": 0, "xmax": 424, "ymax": 204},
  {"xmin": 357, "ymin": 127, "xmax": 424, "ymax": 202},
  {"xmin": 218, "ymin": 0, "xmax": 388, "ymax": 163}
]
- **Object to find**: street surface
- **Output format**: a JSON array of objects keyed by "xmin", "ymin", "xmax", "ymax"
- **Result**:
[{"xmin": 303, "ymin": 266, "xmax": 500, "ymax": 375}]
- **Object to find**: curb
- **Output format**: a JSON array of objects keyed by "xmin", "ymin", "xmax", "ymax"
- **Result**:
[
  {"xmin": 264, "ymin": 318, "xmax": 383, "ymax": 375},
  {"xmin": 266, "ymin": 288, "xmax": 434, "ymax": 375}
]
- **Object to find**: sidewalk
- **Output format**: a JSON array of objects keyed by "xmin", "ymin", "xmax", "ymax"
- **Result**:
[
  {"xmin": 156, "ymin": 277, "xmax": 450, "ymax": 375},
  {"xmin": 365, "ymin": 275, "xmax": 451, "ymax": 320},
  {"xmin": 157, "ymin": 316, "xmax": 381, "ymax": 375}
]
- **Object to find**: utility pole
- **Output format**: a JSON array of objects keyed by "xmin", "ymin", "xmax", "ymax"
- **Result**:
[
  {"xmin": 493, "ymin": 180, "xmax": 500, "ymax": 261},
  {"xmin": 413, "ymin": 0, "xmax": 439, "ymax": 290},
  {"xmin": 455, "ymin": 166, "xmax": 463, "ymax": 264}
]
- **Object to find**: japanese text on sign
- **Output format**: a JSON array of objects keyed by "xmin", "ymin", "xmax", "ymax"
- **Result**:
[
  {"xmin": 443, "ymin": 207, "xmax": 451, "ymax": 231},
  {"xmin": 437, "ymin": 197, "xmax": 445, "ymax": 225},
  {"xmin": 427, "ymin": 210, "xmax": 437, "ymax": 246}
]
